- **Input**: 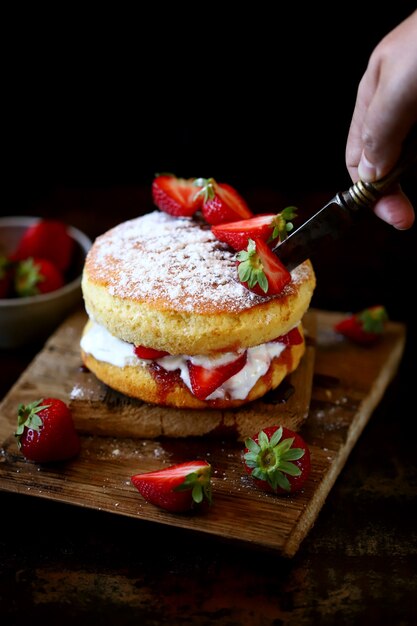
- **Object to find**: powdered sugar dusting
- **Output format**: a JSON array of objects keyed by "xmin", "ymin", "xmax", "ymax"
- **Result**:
[{"xmin": 86, "ymin": 211, "xmax": 310, "ymax": 313}]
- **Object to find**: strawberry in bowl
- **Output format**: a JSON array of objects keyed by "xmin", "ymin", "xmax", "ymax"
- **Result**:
[{"xmin": 0, "ymin": 216, "xmax": 91, "ymax": 348}]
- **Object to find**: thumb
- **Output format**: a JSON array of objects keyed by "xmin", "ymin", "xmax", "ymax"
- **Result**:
[{"xmin": 357, "ymin": 124, "xmax": 405, "ymax": 183}]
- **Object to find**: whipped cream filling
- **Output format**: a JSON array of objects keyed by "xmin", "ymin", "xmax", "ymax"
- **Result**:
[{"xmin": 81, "ymin": 321, "xmax": 296, "ymax": 401}]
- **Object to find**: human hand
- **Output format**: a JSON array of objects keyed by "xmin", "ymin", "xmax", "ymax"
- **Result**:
[{"xmin": 346, "ymin": 10, "xmax": 417, "ymax": 229}]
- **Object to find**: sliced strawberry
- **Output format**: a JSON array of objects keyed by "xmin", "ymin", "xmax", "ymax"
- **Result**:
[
  {"xmin": 134, "ymin": 345, "xmax": 170, "ymax": 359},
  {"xmin": 131, "ymin": 460, "xmax": 212, "ymax": 512},
  {"xmin": 196, "ymin": 178, "xmax": 253, "ymax": 225},
  {"xmin": 334, "ymin": 305, "xmax": 388, "ymax": 345},
  {"xmin": 12, "ymin": 220, "xmax": 74, "ymax": 272},
  {"xmin": 237, "ymin": 238, "xmax": 291, "ymax": 296},
  {"xmin": 243, "ymin": 425, "xmax": 311, "ymax": 494},
  {"xmin": 273, "ymin": 326, "xmax": 303, "ymax": 346},
  {"xmin": 14, "ymin": 257, "xmax": 64, "ymax": 297},
  {"xmin": 188, "ymin": 352, "xmax": 247, "ymax": 400},
  {"xmin": 212, "ymin": 214, "xmax": 275, "ymax": 250},
  {"xmin": 211, "ymin": 207, "xmax": 297, "ymax": 251},
  {"xmin": 152, "ymin": 174, "xmax": 203, "ymax": 217}
]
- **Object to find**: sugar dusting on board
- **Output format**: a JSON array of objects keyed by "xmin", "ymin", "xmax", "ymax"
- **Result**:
[{"xmin": 86, "ymin": 211, "xmax": 311, "ymax": 313}]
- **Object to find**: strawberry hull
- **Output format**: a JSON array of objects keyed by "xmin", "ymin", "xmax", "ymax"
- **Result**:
[
  {"xmin": 237, "ymin": 239, "xmax": 291, "ymax": 296},
  {"xmin": 244, "ymin": 426, "xmax": 311, "ymax": 494}
]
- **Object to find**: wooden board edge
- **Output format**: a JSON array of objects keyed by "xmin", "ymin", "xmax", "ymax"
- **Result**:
[{"xmin": 281, "ymin": 329, "xmax": 406, "ymax": 558}]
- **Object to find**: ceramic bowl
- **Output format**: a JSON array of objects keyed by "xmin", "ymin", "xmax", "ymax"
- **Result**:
[{"xmin": 0, "ymin": 216, "xmax": 91, "ymax": 349}]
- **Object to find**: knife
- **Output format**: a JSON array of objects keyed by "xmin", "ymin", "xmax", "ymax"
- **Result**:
[{"xmin": 273, "ymin": 129, "xmax": 417, "ymax": 271}]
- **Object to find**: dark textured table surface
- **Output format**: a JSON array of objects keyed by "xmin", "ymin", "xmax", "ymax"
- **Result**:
[{"xmin": 1, "ymin": 185, "xmax": 417, "ymax": 625}]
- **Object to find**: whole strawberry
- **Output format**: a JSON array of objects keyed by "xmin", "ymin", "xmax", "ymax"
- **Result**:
[
  {"xmin": 12, "ymin": 219, "xmax": 74, "ymax": 272},
  {"xmin": 14, "ymin": 257, "xmax": 64, "ymax": 296},
  {"xmin": 334, "ymin": 305, "xmax": 388, "ymax": 345},
  {"xmin": 131, "ymin": 460, "xmax": 212, "ymax": 512},
  {"xmin": 15, "ymin": 398, "xmax": 81, "ymax": 463},
  {"xmin": 243, "ymin": 425, "xmax": 311, "ymax": 494}
]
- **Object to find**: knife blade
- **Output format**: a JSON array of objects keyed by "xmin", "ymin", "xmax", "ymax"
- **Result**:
[{"xmin": 273, "ymin": 129, "xmax": 417, "ymax": 271}]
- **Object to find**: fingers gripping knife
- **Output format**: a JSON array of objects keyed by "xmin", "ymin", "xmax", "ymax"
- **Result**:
[{"xmin": 273, "ymin": 128, "xmax": 417, "ymax": 271}]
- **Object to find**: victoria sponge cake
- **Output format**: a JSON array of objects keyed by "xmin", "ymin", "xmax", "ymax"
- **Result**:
[{"xmin": 80, "ymin": 210, "xmax": 315, "ymax": 409}]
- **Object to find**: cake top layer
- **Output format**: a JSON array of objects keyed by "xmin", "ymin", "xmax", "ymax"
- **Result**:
[{"xmin": 85, "ymin": 211, "xmax": 312, "ymax": 314}]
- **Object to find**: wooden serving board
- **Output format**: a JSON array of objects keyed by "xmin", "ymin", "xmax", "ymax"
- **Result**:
[{"xmin": 0, "ymin": 309, "xmax": 406, "ymax": 557}]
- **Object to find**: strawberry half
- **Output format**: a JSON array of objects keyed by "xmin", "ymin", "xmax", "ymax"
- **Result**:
[
  {"xmin": 243, "ymin": 425, "xmax": 311, "ymax": 494},
  {"xmin": 14, "ymin": 257, "xmax": 64, "ymax": 296},
  {"xmin": 131, "ymin": 460, "xmax": 212, "ymax": 512},
  {"xmin": 134, "ymin": 345, "xmax": 170, "ymax": 359},
  {"xmin": 237, "ymin": 238, "xmax": 291, "ymax": 296},
  {"xmin": 188, "ymin": 352, "xmax": 247, "ymax": 400},
  {"xmin": 152, "ymin": 174, "xmax": 203, "ymax": 217},
  {"xmin": 12, "ymin": 219, "xmax": 74, "ymax": 272},
  {"xmin": 15, "ymin": 398, "xmax": 81, "ymax": 463},
  {"xmin": 196, "ymin": 178, "xmax": 253, "ymax": 225},
  {"xmin": 334, "ymin": 305, "xmax": 388, "ymax": 345},
  {"xmin": 211, "ymin": 207, "xmax": 297, "ymax": 251}
]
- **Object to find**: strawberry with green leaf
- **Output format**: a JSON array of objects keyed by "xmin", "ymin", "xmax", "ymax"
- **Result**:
[
  {"xmin": 243, "ymin": 425, "xmax": 311, "ymax": 494},
  {"xmin": 237, "ymin": 238, "xmax": 291, "ymax": 296},
  {"xmin": 334, "ymin": 305, "xmax": 388, "ymax": 345},
  {"xmin": 195, "ymin": 177, "xmax": 253, "ymax": 225},
  {"xmin": 14, "ymin": 257, "xmax": 64, "ymax": 296},
  {"xmin": 211, "ymin": 206, "xmax": 297, "ymax": 251},
  {"xmin": 15, "ymin": 398, "xmax": 81, "ymax": 463},
  {"xmin": 131, "ymin": 460, "xmax": 212, "ymax": 512}
]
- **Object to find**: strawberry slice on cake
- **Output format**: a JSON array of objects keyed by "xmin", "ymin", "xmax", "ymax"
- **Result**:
[
  {"xmin": 211, "ymin": 207, "xmax": 297, "ymax": 250},
  {"xmin": 152, "ymin": 174, "xmax": 203, "ymax": 217}
]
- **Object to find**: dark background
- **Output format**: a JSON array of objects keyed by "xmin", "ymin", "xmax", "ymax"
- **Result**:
[{"xmin": 4, "ymin": 4, "xmax": 416, "ymax": 198}]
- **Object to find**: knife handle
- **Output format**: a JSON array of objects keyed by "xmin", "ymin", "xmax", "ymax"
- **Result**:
[{"xmin": 340, "ymin": 125, "xmax": 417, "ymax": 211}]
